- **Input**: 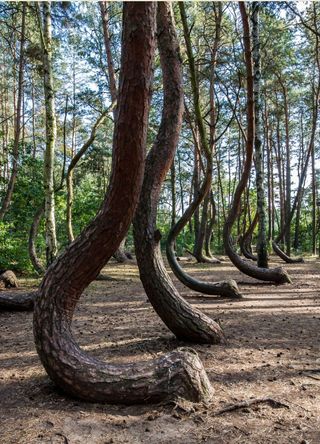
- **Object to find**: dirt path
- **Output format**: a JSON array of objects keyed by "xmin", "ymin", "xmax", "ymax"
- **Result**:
[{"xmin": 0, "ymin": 257, "xmax": 319, "ymax": 443}]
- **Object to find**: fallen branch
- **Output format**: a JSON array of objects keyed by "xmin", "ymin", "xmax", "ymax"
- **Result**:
[
  {"xmin": 0, "ymin": 290, "xmax": 36, "ymax": 311},
  {"xmin": 302, "ymin": 370, "xmax": 320, "ymax": 381},
  {"xmin": 214, "ymin": 397, "xmax": 289, "ymax": 416}
]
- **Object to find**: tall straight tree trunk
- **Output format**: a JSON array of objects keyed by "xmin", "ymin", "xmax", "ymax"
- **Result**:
[
  {"xmin": 282, "ymin": 84, "xmax": 291, "ymax": 256},
  {"xmin": 264, "ymin": 100, "xmax": 274, "ymax": 241},
  {"xmin": 99, "ymin": 1, "xmax": 117, "ymax": 105},
  {"xmin": 251, "ymin": 2, "xmax": 268, "ymax": 268},
  {"xmin": 170, "ymin": 161, "xmax": 176, "ymax": 228},
  {"xmin": 33, "ymin": 3, "xmax": 213, "ymax": 404},
  {"xmin": 311, "ymin": 130, "xmax": 316, "ymax": 255},
  {"xmin": 275, "ymin": 115, "xmax": 285, "ymax": 238},
  {"xmin": 39, "ymin": 2, "xmax": 58, "ymax": 266},
  {"xmin": 0, "ymin": 3, "xmax": 26, "ymax": 220}
]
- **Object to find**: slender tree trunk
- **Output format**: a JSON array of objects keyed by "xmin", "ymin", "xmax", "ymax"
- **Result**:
[
  {"xmin": 192, "ymin": 137, "xmax": 201, "ymax": 254},
  {"xmin": 66, "ymin": 171, "xmax": 75, "ymax": 242},
  {"xmin": 294, "ymin": 116, "xmax": 306, "ymax": 251},
  {"xmin": 282, "ymin": 85, "xmax": 291, "ymax": 256},
  {"xmin": 251, "ymin": 3, "xmax": 268, "ymax": 268},
  {"xmin": 170, "ymin": 161, "xmax": 176, "ymax": 228},
  {"xmin": 66, "ymin": 111, "xmax": 108, "ymax": 243},
  {"xmin": 28, "ymin": 205, "xmax": 46, "ymax": 275},
  {"xmin": 99, "ymin": 1, "xmax": 117, "ymax": 105},
  {"xmin": 264, "ymin": 100, "xmax": 274, "ymax": 241},
  {"xmin": 239, "ymin": 212, "xmax": 258, "ymax": 261},
  {"xmin": 39, "ymin": 2, "xmax": 58, "ymax": 266},
  {"xmin": 311, "ymin": 131, "xmax": 316, "ymax": 255},
  {"xmin": 0, "ymin": 3, "xmax": 26, "ymax": 220}
]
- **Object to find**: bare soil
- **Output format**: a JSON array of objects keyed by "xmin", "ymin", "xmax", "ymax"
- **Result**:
[{"xmin": 1, "ymin": 257, "xmax": 320, "ymax": 444}]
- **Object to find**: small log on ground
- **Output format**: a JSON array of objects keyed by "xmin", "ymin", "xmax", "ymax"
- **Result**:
[
  {"xmin": 0, "ymin": 290, "xmax": 36, "ymax": 310},
  {"xmin": 0, "ymin": 270, "xmax": 19, "ymax": 288}
]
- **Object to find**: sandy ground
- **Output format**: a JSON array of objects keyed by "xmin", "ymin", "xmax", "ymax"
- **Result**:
[{"xmin": 0, "ymin": 257, "xmax": 319, "ymax": 444}]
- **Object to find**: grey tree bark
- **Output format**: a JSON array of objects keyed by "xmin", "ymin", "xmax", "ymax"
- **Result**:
[
  {"xmin": 251, "ymin": 3, "xmax": 268, "ymax": 268},
  {"xmin": 38, "ymin": 2, "xmax": 58, "ymax": 266}
]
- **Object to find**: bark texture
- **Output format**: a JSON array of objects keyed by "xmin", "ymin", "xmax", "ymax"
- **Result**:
[
  {"xmin": 223, "ymin": 3, "xmax": 291, "ymax": 285},
  {"xmin": 134, "ymin": 2, "xmax": 224, "ymax": 345},
  {"xmin": 33, "ymin": 3, "xmax": 213, "ymax": 404}
]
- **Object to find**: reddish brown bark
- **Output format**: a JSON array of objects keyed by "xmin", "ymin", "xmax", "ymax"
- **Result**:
[
  {"xmin": 33, "ymin": 3, "xmax": 213, "ymax": 404},
  {"xmin": 133, "ymin": 2, "xmax": 224, "ymax": 344}
]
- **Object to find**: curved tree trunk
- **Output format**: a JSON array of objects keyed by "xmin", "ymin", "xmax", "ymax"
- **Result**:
[
  {"xmin": 164, "ymin": 3, "xmax": 241, "ymax": 299},
  {"xmin": 272, "ymin": 242, "xmax": 304, "ymax": 264},
  {"xmin": 204, "ymin": 194, "xmax": 216, "ymax": 259},
  {"xmin": 112, "ymin": 237, "xmax": 133, "ymax": 263},
  {"xmin": 33, "ymin": 3, "xmax": 213, "ymax": 405},
  {"xmin": 223, "ymin": 3, "xmax": 291, "ymax": 285},
  {"xmin": 133, "ymin": 3, "xmax": 224, "ymax": 345},
  {"xmin": 29, "ymin": 204, "xmax": 46, "ymax": 275},
  {"xmin": 193, "ymin": 194, "xmax": 220, "ymax": 264},
  {"xmin": 239, "ymin": 212, "xmax": 258, "ymax": 261}
]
